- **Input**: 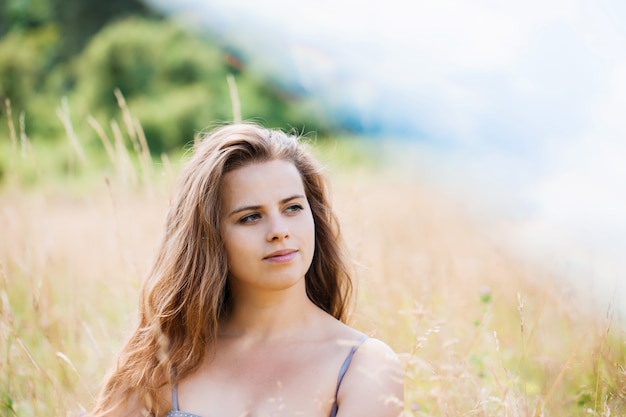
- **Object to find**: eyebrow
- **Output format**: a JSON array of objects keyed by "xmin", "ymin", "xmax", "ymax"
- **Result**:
[{"xmin": 227, "ymin": 194, "xmax": 306, "ymax": 217}]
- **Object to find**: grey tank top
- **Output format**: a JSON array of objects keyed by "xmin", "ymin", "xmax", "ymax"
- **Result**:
[{"xmin": 165, "ymin": 336, "xmax": 368, "ymax": 417}]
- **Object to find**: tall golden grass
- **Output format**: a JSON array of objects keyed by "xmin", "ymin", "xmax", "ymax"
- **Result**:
[{"xmin": 0, "ymin": 97, "xmax": 624, "ymax": 416}]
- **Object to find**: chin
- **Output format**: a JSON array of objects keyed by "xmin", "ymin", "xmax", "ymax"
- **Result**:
[{"xmin": 264, "ymin": 271, "xmax": 307, "ymax": 290}]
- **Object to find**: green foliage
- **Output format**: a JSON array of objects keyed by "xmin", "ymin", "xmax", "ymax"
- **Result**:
[
  {"xmin": 2, "ymin": 0, "xmax": 54, "ymax": 34},
  {"xmin": 70, "ymin": 16, "xmax": 327, "ymax": 153},
  {"xmin": 71, "ymin": 17, "xmax": 232, "ymax": 152},
  {"xmin": 1, "ymin": 392, "xmax": 15, "ymax": 415},
  {"xmin": 235, "ymin": 74, "xmax": 328, "ymax": 132},
  {"xmin": 0, "ymin": 25, "xmax": 59, "ymax": 109},
  {"xmin": 74, "ymin": 18, "xmax": 226, "ymax": 108},
  {"xmin": 0, "ymin": 7, "xmax": 330, "ymax": 154},
  {"xmin": 49, "ymin": 0, "xmax": 153, "ymax": 59},
  {"xmin": 0, "ymin": 23, "xmax": 69, "ymax": 144}
]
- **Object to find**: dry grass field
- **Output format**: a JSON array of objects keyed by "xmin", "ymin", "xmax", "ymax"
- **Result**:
[{"xmin": 0, "ymin": 112, "xmax": 625, "ymax": 416}]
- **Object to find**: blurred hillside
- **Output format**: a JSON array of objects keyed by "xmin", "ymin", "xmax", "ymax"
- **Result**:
[{"xmin": 0, "ymin": 0, "xmax": 333, "ymax": 161}]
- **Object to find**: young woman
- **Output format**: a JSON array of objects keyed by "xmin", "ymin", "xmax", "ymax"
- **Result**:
[{"xmin": 90, "ymin": 123, "xmax": 404, "ymax": 417}]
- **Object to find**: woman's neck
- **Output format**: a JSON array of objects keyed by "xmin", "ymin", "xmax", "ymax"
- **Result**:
[{"xmin": 221, "ymin": 280, "xmax": 321, "ymax": 341}]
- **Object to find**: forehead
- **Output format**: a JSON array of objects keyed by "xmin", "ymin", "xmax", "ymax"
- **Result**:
[{"xmin": 221, "ymin": 160, "xmax": 305, "ymax": 208}]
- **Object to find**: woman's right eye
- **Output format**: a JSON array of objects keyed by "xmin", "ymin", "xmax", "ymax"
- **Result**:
[{"xmin": 238, "ymin": 213, "xmax": 261, "ymax": 224}]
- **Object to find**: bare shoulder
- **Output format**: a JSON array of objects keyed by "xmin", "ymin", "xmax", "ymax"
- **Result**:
[
  {"xmin": 356, "ymin": 337, "xmax": 401, "ymax": 364},
  {"xmin": 336, "ymin": 337, "xmax": 405, "ymax": 417}
]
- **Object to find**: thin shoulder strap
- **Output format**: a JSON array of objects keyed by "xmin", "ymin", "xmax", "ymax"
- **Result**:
[
  {"xmin": 171, "ymin": 383, "xmax": 180, "ymax": 411},
  {"xmin": 329, "ymin": 335, "xmax": 369, "ymax": 417}
]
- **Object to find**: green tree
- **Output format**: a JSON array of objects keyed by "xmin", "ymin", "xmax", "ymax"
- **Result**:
[
  {"xmin": 1, "ymin": 0, "xmax": 53, "ymax": 35},
  {"xmin": 72, "ymin": 17, "xmax": 233, "ymax": 152},
  {"xmin": 50, "ymin": 0, "xmax": 156, "ymax": 59},
  {"xmin": 73, "ymin": 16, "xmax": 328, "ymax": 153}
]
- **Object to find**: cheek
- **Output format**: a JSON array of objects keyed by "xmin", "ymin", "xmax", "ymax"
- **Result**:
[
  {"xmin": 304, "ymin": 213, "xmax": 316, "ymax": 253},
  {"xmin": 223, "ymin": 229, "xmax": 248, "ymax": 267},
  {"xmin": 223, "ymin": 230, "xmax": 256, "ymax": 280}
]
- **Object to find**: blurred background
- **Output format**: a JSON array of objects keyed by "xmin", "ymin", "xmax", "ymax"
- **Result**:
[
  {"xmin": 2, "ymin": 0, "xmax": 625, "ymax": 315},
  {"xmin": 2, "ymin": 1, "xmax": 626, "ymax": 415}
]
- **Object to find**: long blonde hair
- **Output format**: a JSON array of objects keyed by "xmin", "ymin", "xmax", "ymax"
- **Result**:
[{"xmin": 90, "ymin": 123, "xmax": 353, "ymax": 416}]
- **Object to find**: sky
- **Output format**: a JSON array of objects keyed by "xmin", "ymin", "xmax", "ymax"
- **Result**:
[{"xmin": 147, "ymin": 0, "xmax": 626, "ymax": 316}]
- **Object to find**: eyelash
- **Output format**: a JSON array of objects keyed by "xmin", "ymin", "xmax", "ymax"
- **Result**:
[
  {"xmin": 237, "ymin": 204, "xmax": 304, "ymax": 224},
  {"xmin": 286, "ymin": 204, "xmax": 304, "ymax": 213},
  {"xmin": 238, "ymin": 213, "xmax": 261, "ymax": 224}
]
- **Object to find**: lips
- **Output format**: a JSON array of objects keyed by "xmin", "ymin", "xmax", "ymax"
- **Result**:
[{"xmin": 263, "ymin": 249, "xmax": 298, "ymax": 263}]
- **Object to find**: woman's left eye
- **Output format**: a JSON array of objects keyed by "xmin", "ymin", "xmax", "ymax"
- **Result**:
[{"xmin": 285, "ymin": 204, "xmax": 304, "ymax": 213}]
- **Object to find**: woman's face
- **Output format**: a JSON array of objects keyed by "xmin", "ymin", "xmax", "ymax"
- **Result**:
[{"xmin": 220, "ymin": 159, "xmax": 315, "ymax": 297}]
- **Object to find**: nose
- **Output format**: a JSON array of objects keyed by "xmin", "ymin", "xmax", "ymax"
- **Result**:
[{"xmin": 267, "ymin": 216, "xmax": 290, "ymax": 242}]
